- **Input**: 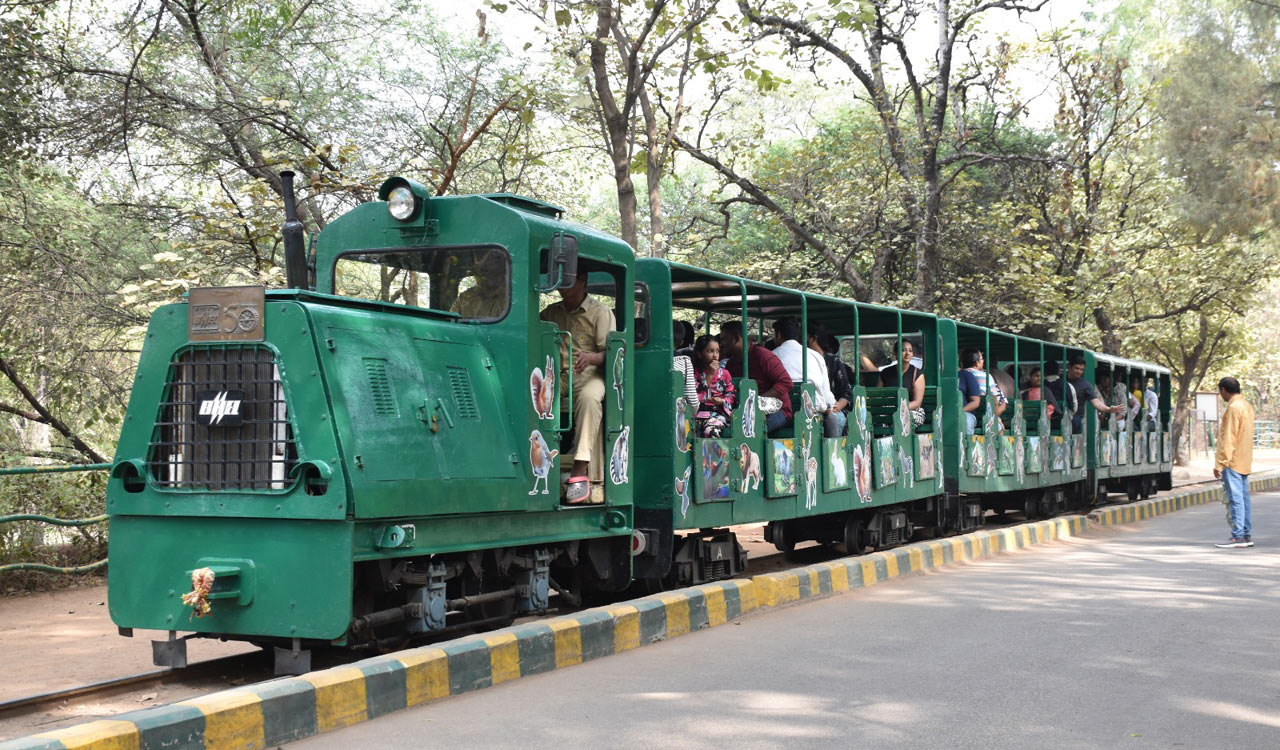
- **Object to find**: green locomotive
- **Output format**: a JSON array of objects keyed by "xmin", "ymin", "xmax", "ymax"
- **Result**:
[{"xmin": 105, "ymin": 176, "xmax": 1173, "ymax": 673}]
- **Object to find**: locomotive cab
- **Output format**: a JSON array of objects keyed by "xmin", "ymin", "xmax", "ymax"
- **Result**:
[{"xmin": 106, "ymin": 178, "xmax": 636, "ymax": 673}]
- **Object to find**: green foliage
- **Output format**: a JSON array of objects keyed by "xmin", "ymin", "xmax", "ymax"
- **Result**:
[{"xmin": 0, "ymin": 471, "xmax": 108, "ymax": 592}]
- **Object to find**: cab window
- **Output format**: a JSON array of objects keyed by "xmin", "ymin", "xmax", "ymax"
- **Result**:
[{"xmin": 333, "ymin": 245, "xmax": 510, "ymax": 322}]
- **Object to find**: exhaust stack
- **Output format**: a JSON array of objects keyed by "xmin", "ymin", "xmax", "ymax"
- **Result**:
[{"xmin": 280, "ymin": 171, "xmax": 308, "ymax": 289}]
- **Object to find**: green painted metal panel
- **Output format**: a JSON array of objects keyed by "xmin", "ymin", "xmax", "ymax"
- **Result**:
[{"xmin": 108, "ymin": 515, "xmax": 353, "ymax": 639}]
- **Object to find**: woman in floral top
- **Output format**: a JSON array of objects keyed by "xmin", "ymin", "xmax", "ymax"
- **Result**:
[{"xmin": 693, "ymin": 334, "xmax": 736, "ymax": 438}]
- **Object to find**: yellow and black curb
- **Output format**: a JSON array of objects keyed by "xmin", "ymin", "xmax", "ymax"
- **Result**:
[{"xmin": 6, "ymin": 473, "xmax": 1275, "ymax": 750}]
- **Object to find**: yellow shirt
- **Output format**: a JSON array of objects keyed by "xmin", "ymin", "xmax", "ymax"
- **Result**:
[
  {"xmin": 539, "ymin": 294, "xmax": 615, "ymax": 378},
  {"xmin": 1215, "ymin": 396, "xmax": 1255, "ymax": 475}
]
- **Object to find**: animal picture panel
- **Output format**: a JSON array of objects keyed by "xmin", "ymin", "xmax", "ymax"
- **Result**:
[
  {"xmin": 696, "ymin": 439, "xmax": 734, "ymax": 502},
  {"xmin": 874, "ymin": 436, "xmax": 896, "ymax": 488},
  {"xmin": 915, "ymin": 434, "xmax": 936, "ymax": 481},
  {"xmin": 823, "ymin": 437, "xmax": 850, "ymax": 492},
  {"xmin": 767, "ymin": 439, "xmax": 796, "ymax": 498}
]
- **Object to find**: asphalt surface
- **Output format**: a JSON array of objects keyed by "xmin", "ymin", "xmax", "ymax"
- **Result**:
[{"xmin": 291, "ymin": 491, "xmax": 1280, "ymax": 750}]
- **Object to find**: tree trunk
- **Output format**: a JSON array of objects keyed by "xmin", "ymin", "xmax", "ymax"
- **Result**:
[
  {"xmin": 590, "ymin": 0, "xmax": 638, "ymax": 250},
  {"xmin": 913, "ymin": 175, "xmax": 943, "ymax": 310}
]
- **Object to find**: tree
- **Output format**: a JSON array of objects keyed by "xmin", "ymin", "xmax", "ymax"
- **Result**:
[
  {"xmin": 510, "ymin": 0, "xmax": 719, "ymax": 254},
  {"xmin": 720, "ymin": 0, "xmax": 1050, "ymax": 308}
]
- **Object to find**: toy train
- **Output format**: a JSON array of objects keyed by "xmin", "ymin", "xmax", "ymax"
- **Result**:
[{"xmin": 105, "ymin": 174, "xmax": 1172, "ymax": 673}]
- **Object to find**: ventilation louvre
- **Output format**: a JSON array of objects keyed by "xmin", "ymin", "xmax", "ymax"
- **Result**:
[
  {"xmin": 447, "ymin": 366, "xmax": 479, "ymax": 420},
  {"xmin": 363, "ymin": 358, "xmax": 398, "ymax": 416}
]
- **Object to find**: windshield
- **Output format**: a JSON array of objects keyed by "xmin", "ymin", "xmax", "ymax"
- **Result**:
[{"xmin": 333, "ymin": 245, "xmax": 510, "ymax": 321}]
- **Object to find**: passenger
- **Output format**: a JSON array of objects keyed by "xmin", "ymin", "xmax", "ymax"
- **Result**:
[
  {"xmin": 674, "ymin": 320, "xmax": 695, "ymax": 358},
  {"xmin": 692, "ymin": 334, "xmax": 735, "ymax": 438},
  {"xmin": 774, "ymin": 318, "xmax": 839, "ymax": 435},
  {"xmin": 672, "ymin": 322, "xmax": 698, "ymax": 410},
  {"xmin": 1111, "ymin": 375, "xmax": 1131, "ymax": 431},
  {"xmin": 1129, "ymin": 375, "xmax": 1144, "ymax": 427},
  {"xmin": 1044, "ymin": 360, "xmax": 1077, "ymax": 422},
  {"xmin": 539, "ymin": 272, "xmax": 613, "ymax": 504},
  {"xmin": 958, "ymin": 348, "xmax": 1007, "ymax": 435},
  {"xmin": 808, "ymin": 323, "xmax": 849, "ymax": 437},
  {"xmin": 859, "ymin": 352, "xmax": 881, "ymax": 387},
  {"xmin": 1145, "ymin": 379, "xmax": 1159, "ymax": 432},
  {"xmin": 1065, "ymin": 355, "xmax": 1124, "ymax": 433},
  {"xmin": 882, "ymin": 341, "xmax": 926, "ymax": 427},
  {"xmin": 449, "ymin": 249, "xmax": 508, "ymax": 319},
  {"xmin": 819, "ymin": 333, "xmax": 856, "ymax": 434},
  {"xmin": 1097, "ymin": 373, "xmax": 1113, "ymax": 428},
  {"xmin": 718, "ymin": 321, "xmax": 794, "ymax": 437},
  {"xmin": 1020, "ymin": 367, "xmax": 1057, "ymax": 419}
]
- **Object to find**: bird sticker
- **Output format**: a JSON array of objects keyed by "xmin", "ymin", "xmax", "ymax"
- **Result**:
[
  {"xmin": 610, "ymin": 426, "xmax": 630, "ymax": 485},
  {"xmin": 802, "ymin": 390, "xmax": 816, "ymax": 424},
  {"xmin": 612, "ymin": 347, "xmax": 625, "ymax": 407},
  {"xmin": 738, "ymin": 443, "xmax": 762, "ymax": 492},
  {"xmin": 675, "ymin": 465, "xmax": 692, "ymax": 518},
  {"xmin": 528, "ymin": 429, "xmax": 558, "ymax": 495},
  {"xmin": 529, "ymin": 355, "xmax": 556, "ymax": 420},
  {"xmin": 675, "ymin": 398, "xmax": 692, "ymax": 454}
]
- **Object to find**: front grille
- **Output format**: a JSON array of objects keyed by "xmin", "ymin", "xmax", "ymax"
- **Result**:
[{"xmin": 148, "ymin": 346, "xmax": 297, "ymax": 490}]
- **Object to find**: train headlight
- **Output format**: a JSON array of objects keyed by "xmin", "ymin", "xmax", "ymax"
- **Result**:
[{"xmin": 387, "ymin": 186, "xmax": 418, "ymax": 221}]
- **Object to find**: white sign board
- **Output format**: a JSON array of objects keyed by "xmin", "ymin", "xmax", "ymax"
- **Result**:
[{"xmin": 1195, "ymin": 392, "xmax": 1219, "ymax": 422}]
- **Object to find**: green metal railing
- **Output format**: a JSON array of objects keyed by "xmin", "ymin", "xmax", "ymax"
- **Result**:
[
  {"xmin": 0, "ymin": 462, "xmax": 110, "ymax": 575},
  {"xmin": 1257, "ymin": 421, "xmax": 1280, "ymax": 449}
]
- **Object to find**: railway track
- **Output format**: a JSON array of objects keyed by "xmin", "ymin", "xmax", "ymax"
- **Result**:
[{"xmin": 0, "ymin": 484, "xmax": 1207, "ymax": 739}]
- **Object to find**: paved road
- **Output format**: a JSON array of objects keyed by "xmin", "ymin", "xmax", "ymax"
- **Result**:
[{"xmin": 295, "ymin": 493, "xmax": 1280, "ymax": 750}]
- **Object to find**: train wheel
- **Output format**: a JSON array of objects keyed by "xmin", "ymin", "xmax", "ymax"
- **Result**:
[
  {"xmin": 769, "ymin": 521, "xmax": 798, "ymax": 558},
  {"xmin": 842, "ymin": 517, "xmax": 867, "ymax": 555},
  {"xmin": 1140, "ymin": 477, "xmax": 1154, "ymax": 501},
  {"xmin": 1023, "ymin": 496, "xmax": 1039, "ymax": 520},
  {"xmin": 1126, "ymin": 479, "xmax": 1140, "ymax": 503}
]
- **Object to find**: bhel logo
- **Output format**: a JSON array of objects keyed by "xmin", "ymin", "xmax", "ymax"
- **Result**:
[{"xmin": 196, "ymin": 390, "xmax": 245, "ymax": 426}]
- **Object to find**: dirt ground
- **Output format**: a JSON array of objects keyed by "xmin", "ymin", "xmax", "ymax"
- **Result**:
[{"xmin": 0, "ymin": 448, "xmax": 1274, "ymax": 739}]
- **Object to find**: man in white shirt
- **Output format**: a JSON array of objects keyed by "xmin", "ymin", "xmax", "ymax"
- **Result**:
[
  {"xmin": 1144, "ymin": 379, "xmax": 1159, "ymax": 432},
  {"xmin": 770, "ymin": 317, "xmax": 839, "ymax": 434}
]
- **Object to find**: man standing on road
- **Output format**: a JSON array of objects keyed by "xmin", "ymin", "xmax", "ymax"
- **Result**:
[{"xmin": 1213, "ymin": 377, "xmax": 1255, "ymax": 548}]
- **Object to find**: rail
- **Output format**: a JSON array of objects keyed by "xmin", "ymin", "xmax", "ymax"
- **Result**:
[{"xmin": 0, "ymin": 462, "xmax": 110, "ymax": 575}]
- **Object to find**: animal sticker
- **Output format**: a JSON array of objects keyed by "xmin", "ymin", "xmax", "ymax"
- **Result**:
[
  {"xmin": 1015, "ymin": 437, "xmax": 1026, "ymax": 483},
  {"xmin": 800, "ymin": 433, "xmax": 816, "ymax": 509},
  {"xmin": 932, "ymin": 407, "xmax": 944, "ymax": 486},
  {"xmin": 968, "ymin": 437, "xmax": 987, "ymax": 477},
  {"xmin": 802, "ymin": 390, "xmax": 816, "ymax": 424},
  {"xmin": 675, "ymin": 466, "xmax": 692, "ymax": 518},
  {"xmin": 738, "ymin": 443, "xmax": 762, "ymax": 492},
  {"xmin": 985, "ymin": 437, "xmax": 997, "ymax": 478},
  {"xmin": 675, "ymin": 398, "xmax": 692, "ymax": 454},
  {"xmin": 898, "ymin": 445, "xmax": 914, "ymax": 489},
  {"xmin": 529, "ymin": 356, "xmax": 556, "ymax": 420},
  {"xmin": 853, "ymin": 444, "xmax": 872, "ymax": 503},
  {"xmin": 804, "ymin": 456, "xmax": 818, "ymax": 510},
  {"xmin": 898, "ymin": 394, "xmax": 910, "ymax": 437},
  {"xmin": 701, "ymin": 440, "xmax": 732, "ymax": 500},
  {"xmin": 528, "ymin": 430, "xmax": 558, "ymax": 495},
  {"xmin": 769, "ymin": 439, "xmax": 796, "ymax": 496},
  {"xmin": 612, "ymin": 347, "xmax": 625, "ymax": 408},
  {"xmin": 741, "ymin": 390, "xmax": 757, "ymax": 439},
  {"xmin": 609, "ymin": 426, "xmax": 630, "ymax": 485}
]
